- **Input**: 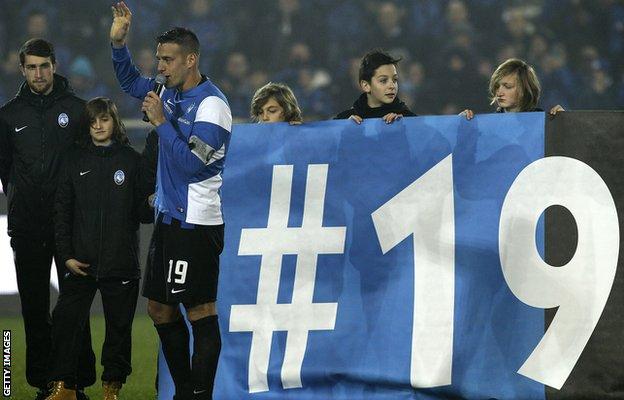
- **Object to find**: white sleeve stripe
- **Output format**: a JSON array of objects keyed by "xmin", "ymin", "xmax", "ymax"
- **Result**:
[{"xmin": 195, "ymin": 96, "xmax": 233, "ymax": 132}]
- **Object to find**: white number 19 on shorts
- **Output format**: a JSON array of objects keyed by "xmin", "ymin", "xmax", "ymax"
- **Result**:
[{"xmin": 167, "ymin": 260, "xmax": 189, "ymax": 284}]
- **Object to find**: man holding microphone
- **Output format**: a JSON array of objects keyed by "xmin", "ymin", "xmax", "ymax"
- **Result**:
[{"xmin": 109, "ymin": 2, "xmax": 231, "ymax": 399}]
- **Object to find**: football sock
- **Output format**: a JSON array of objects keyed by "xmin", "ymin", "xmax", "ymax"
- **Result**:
[
  {"xmin": 155, "ymin": 319, "xmax": 192, "ymax": 398},
  {"xmin": 190, "ymin": 315, "xmax": 221, "ymax": 399}
]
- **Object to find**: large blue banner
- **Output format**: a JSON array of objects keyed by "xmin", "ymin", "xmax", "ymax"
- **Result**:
[{"xmin": 209, "ymin": 113, "xmax": 547, "ymax": 399}]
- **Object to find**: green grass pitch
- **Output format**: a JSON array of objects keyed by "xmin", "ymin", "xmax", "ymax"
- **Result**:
[{"xmin": 1, "ymin": 314, "xmax": 159, "ymax": 399}]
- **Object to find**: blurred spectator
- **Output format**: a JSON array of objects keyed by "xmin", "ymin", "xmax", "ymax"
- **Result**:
[
  {"xmin": 274, "ymin": 42, "xmax": 319, "ymax": 87},
  {"xmin": 68, "ymin": 55, "xmax": 110, "ymax": 101},
  {"xmin": 578, "ymin": 45, "xmax": 609, "ymax": 77},
  {"xmin": 135, "ymin": 47, "xmax": 157, "ymax": 76},
  {"xmin": 26, "ymin": 10, "xmax": 48, "ymax": 38},
  {"xmin": 540, "ymin": 44, "xmax": 577, "ymax": 109},
  {"xmin": 408, "ymin": 0, "xmax": 446, "ymax": 42},
  {"xmin": 607, "ymin": 1, "xmax": 624, "ymax": 75},
  {"xmin": 543, "ymin": 0, "xmax": 603, "ymax": 54},
  {"xmin": 251, "ymin": 0, "xmax": 325, "ymax": 70},
  {"xmin": 219, "ymin": 52, "xmax": 253, "ymax": 119},
  {"xmin": 292, "ymin": 67, "xmax": 333, "ymax": 120},
  {"xmin": 527, "ymin": 34, "xmax": 550, "ymax": 71},
  {"xmin": 436, "ymin": 48, "xmax": 483, "ymax": 114},
  {"xmin": 581, "ymin": 65, "xmax": 617, "ymax": 109},
  {"xmin": 21, "ymin": 10, "xmax": 73, "ymax": 70},
  {"xmin": 0, "ymin": 50, "xmax": 21, "ymax": 104},
  {"xmin": 501, "ymin": 7, "xmax": 534, "ymax": 56},
  {"xmin": 249, "ymin": 70, "xmax": 270, "ymax": 94},
  {"xmin": 449, "ymin": 24, "xmax": 479, "ymax": 56},
  {"xmin": 445, "ymin": 0, "xmax": 472, "ymax": 37},
  {"xmin": 176, "ymin": 0, "xmax": 234, "ymax": 74},
  {"xmin": 333, "ymin": 56, "xmax": 364, "ymax": 113},
  {"xmin": 124, "ymin": 0, "xmax": 170, "ymax": 44},
  {"xmin": 60, "ymin": 0, "xmax": 102, "ymax": 57},
  {"xmin": 400, "ymin": 61, "xmax": 436, "ymax": 115},
  {"xmin": 367, "ymin": 1, "xmax": 411, "ymax": 59},
  {"xmin": 325, "ymin": 0, "xmax": 369, "ymax": 70}
]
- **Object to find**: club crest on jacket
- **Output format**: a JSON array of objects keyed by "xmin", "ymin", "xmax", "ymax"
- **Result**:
[
  {"xmin": 57, "ymin": 112, "xmax": 69, "ymax": 127},
  {"xmin": 114, "ymin": 170, "xmax": 125, "ymax": 185}
]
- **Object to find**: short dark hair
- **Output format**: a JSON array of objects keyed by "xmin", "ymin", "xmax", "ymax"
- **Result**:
[
  {"xmin": 156, "ymin": 27, "xmax": 200, "ymax": 55},
  {"xmin": 19, "ymin": 38, "xmax": 55, "ymax": 65},
  {"xmin": 80, "ymin": 97, "xmax": 129, "ymax": 146},
  {"xmin": 358, "ymin": 49, "xmax": 401, "ymax": 82}
]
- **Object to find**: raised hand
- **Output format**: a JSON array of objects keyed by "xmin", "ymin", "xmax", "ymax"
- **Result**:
[{"xmin": 110, "ymin": 1, "xmax": 132, "ymax": 47}]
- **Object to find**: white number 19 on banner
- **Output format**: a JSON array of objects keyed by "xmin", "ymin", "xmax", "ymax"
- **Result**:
[{"xmin": 372, "ymin": 155, "xmax": 619, "ymax": 390}]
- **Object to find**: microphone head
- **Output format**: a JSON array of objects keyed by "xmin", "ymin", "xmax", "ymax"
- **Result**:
[{"xmin": 155, "ymin": 74, "xmax": 166, "ymax": 85}]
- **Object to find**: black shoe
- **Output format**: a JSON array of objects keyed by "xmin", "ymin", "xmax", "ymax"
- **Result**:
[
  {"xmin": 76, "ymin": 389, "xmax": 90, "ymax": 400},
  {"xmin": 34, "ymin": 388, "xmax": 49, "ymax": 400}
]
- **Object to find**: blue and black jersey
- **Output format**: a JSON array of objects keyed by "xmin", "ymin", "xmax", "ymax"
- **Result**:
[{"xmin": 112, "ymin": 45, "xmax": 232, "ymax": 226}]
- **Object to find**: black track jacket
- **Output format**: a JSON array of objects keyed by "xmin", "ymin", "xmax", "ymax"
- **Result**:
[
  {"xmin": 334, "ymin": 93, "xmax": 417, "ymax": 120},
  {"xmin": 0, "ymin": 74, "xmax": 84, "ymax": 240},
  {"xmin": 54, "ymin": 141, "xmax": 146, "ymax": 279}
]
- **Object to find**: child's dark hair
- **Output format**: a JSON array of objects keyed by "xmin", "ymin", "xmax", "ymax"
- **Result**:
[
  {"xmin": 80, "ymin": 97, "xmax": 129, "ymax": 146},
  {"xmin": 358, "ymin": 49, "xmax": 402, "ymax": 82}
]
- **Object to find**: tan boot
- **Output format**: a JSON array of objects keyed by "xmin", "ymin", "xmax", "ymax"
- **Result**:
[
  {"xmin": 45, "ymin": 381, "xmax": 77, "ymax": 400},
  {"xmin": 102, "ymin": 381, "xmax": 122, "ymax": 400}
]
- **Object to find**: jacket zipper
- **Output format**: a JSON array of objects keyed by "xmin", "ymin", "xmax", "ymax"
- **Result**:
[
  {"xmin": 39, "ymin": 99, "xmax": 46, "ymax": 237},
  {"xmin": 96, "ymin": 155, "xmax": 104, "ymax": 281},
  {"xmin": 39, "ymin": 98, "xmax": 45, "ymax": 175}
]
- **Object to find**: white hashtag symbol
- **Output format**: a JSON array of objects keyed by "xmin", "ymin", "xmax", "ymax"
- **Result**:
[{"xmin": 229, "ymin": 164, "xmax": 346, "ymax": 393}]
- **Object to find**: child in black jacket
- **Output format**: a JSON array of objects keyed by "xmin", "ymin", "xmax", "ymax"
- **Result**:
[
  {"xmin": 335, "ymin": 49, "xmax": 416, "ymax": 123},
  {"xmin": 47, "ymin": 97, "xmax": 147, "ymax": 400}
]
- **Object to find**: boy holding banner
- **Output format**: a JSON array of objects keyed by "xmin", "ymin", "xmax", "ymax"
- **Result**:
[{"xmin": 335, "ymin": 49, "xmax": 416, "ymax": 123}]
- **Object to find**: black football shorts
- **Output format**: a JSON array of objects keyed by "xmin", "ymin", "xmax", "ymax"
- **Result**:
[{"xmin": 142, "ymin": 216, "xmax": 224, "ymax": 305}]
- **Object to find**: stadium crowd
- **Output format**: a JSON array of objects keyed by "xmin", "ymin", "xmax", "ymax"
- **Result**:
[{"xmin": 0, "ymin": 0, "xmax": 623, "ymax": 121}]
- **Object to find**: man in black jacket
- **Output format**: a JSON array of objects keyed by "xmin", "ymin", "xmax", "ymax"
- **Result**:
[{"xmin": 0, "ymin": 39, "xmax": 95, "ymax": 400}]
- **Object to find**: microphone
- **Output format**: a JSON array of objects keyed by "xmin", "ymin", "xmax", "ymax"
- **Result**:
[{"xmin": 142, "ymin": 74, "xmax": 167, "ymax": 122}]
